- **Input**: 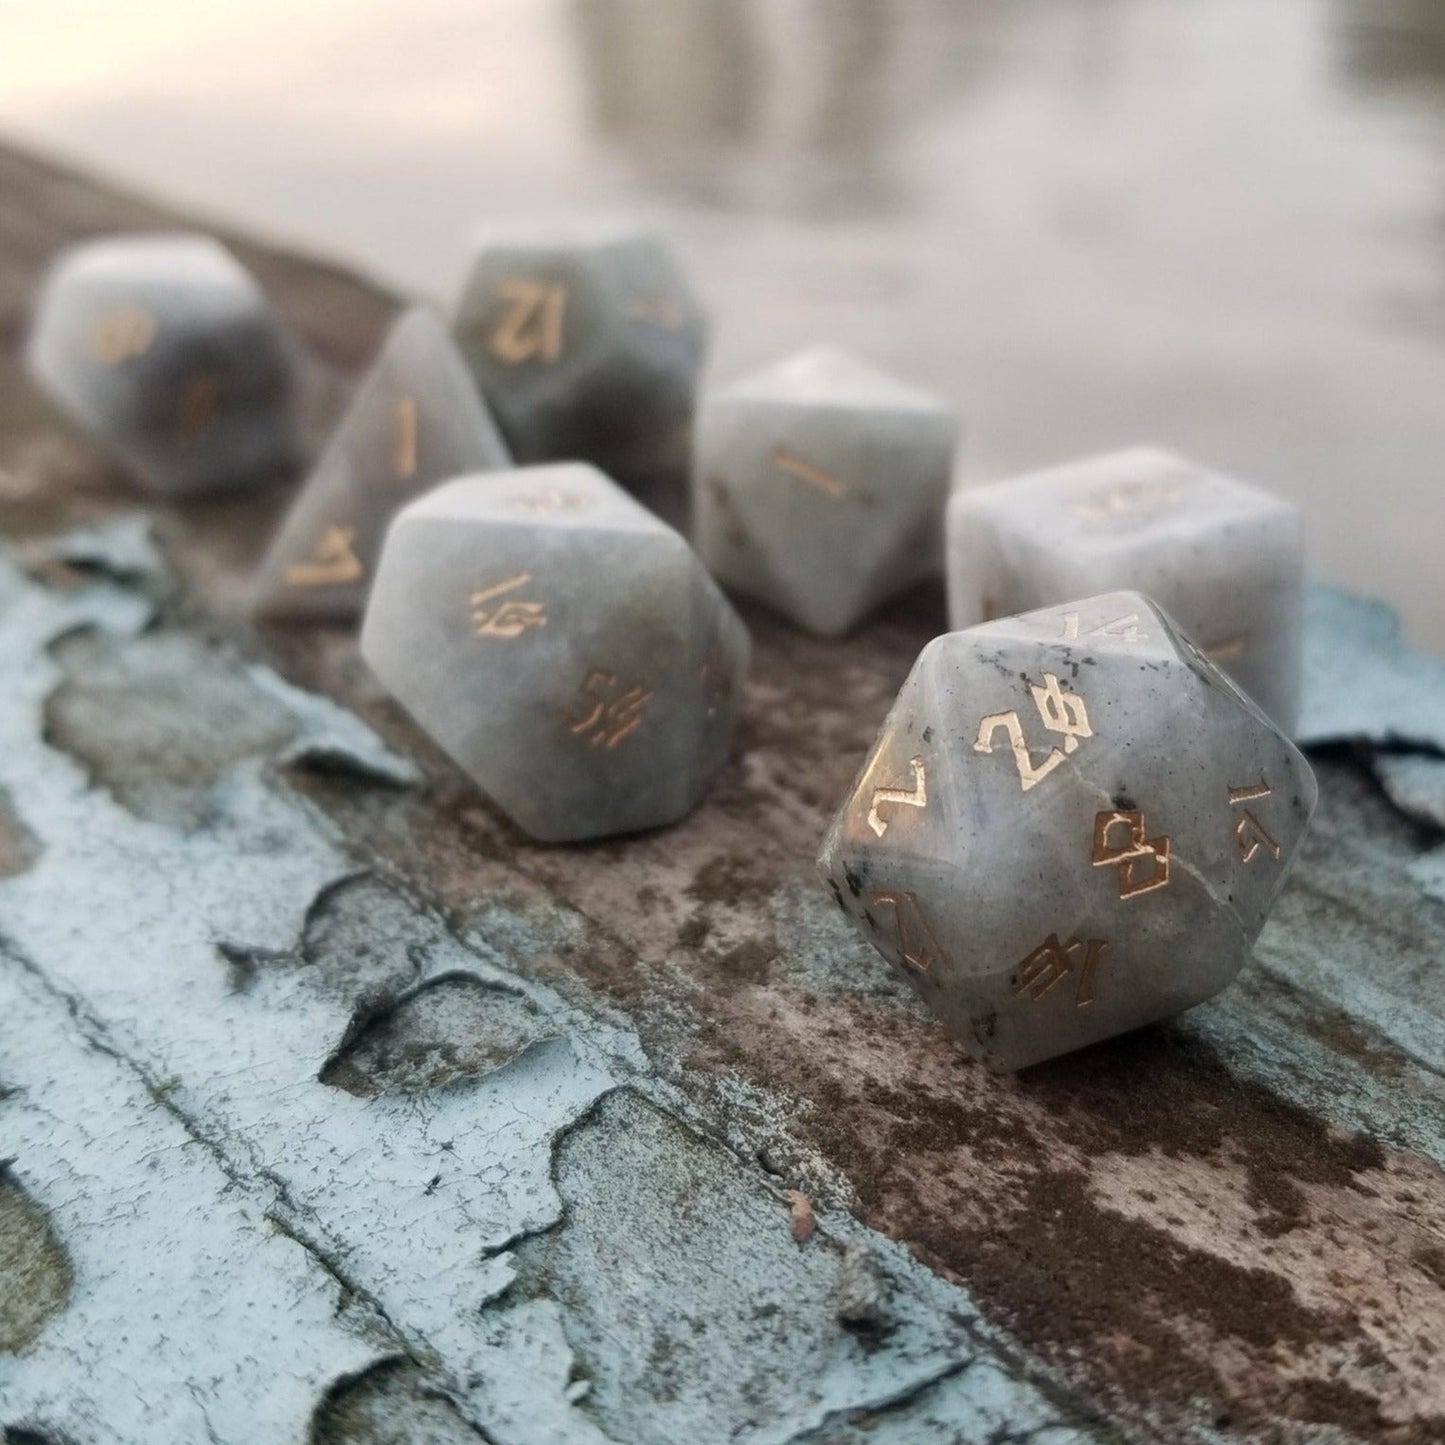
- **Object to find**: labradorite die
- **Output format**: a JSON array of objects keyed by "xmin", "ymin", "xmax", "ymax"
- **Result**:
[
  {"xmin": 361, "ymin": 463, "xmax": 748, "ymax": 842},
  {"xmin": 946, "ymin": 447, "xmax": 1305, "ymax": 731},
  {"xmin": 817, "ymin": 590, "xmax": 1316, "ymax": 1071}
]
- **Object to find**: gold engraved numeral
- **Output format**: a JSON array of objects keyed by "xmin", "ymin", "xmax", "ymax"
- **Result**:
[
  {"xmin": 509, "ymin": 489, "xmax": 590, "ymax": 514},
  {"xmin": 772, "ymin": 447, "xmax": 848, "ymax": 500},
  {"xmin": 1092, "ymin": 810, "xmax": 1171, "ymax": 899},
  {"xmin": 87, "ymin": 306, "xmax": 156, "ymax": 364},
  {"xmin": 1014, "ymin": 933, "xmax": 1106, "ymax": 1008},
  {"xmin": 177, "ymin": 374, "xmax": 220, "ymax": 442},
  {"xmin": 866, "ymin": 756, "xmax": 927, "ymax": 838},
  {"xmin": 1205, "ymin": 635, "xmax": 1248, "ymax": 662},
  {"xmin": 470, "ymin": 573, "xmax": 547, "ymax": 638},
  {"xmin": 489, "ymin": 279, "xmax": 566, "ymax": 365},
  {"xmin": 1229, "ymin": 780, "xmax": 1280, "ymax": 863},
  {"xmin": 565, "ymin": 669, "xmax": 652, "ymax": 748},
  {"xmin": 1071, "ymin": 479, "xmax": 1185, "ymax": 524},
  {"xmin": 284, "ymin": 523, "xmax": 363, "ymax": 588},
  {"xmin": 1062, "ymin": 611, "xmax": 1146, "ymax": 645},
  {"xmin": 870, "ymin": 890, "xmax": 949, "ymax": 973},
  {"xmin": 393, "ymin": 397, "xmax": 418, "ymax": 478},
  {"xmin": 974, "ymin": 672, "xmax": 1092, "ymax": 792}
]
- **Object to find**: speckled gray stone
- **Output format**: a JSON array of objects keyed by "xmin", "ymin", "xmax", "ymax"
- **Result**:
[
  {"xmin": 817, "ymin": 590, "xmax": 1317, "ymax": 1070},
  {"xmin": 452, "ymin": 227, "xmax": 706, "ymax": 483},
  {"xmin": 946, "ymin": 447, "xmax": 1304, "ymax": 731},
  {"xmin": 253, "ymin": 306, "xmax": 509, "ymax": 621},
  {"xmin": 692, "ymin": 346, "xmax": 959, "ymax": 637},
  {"xmin": 360, "ymin": 463, "xmax": 747, "ymax": 841},
  {"xmin": 26, "ymin": 233, "xmax": 299, "ymax": 497}
]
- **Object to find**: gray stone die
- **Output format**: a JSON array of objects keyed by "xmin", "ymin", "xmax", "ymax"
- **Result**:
[
  {"xmin": 361, "ymin": 463, "xmax": 748, "ymax": 842},
  {"xmin": 453, "ymin": 228, "xmax": 706, "ymax": 481},
  {"xmin": 254, "ymin": 305, "xmax": 510, "ymax": 621},
  {"xmin": 817, "ymin": 590, "xmax": 1316, "ymax": 1071},
  {"xmin": 26, "ymin": 232, "xmax": 299, "ymax": 497},
  {"xmin": 692, "ymin": 346, "xmax": 959, "ymax": 637},
  {"xmin": 946, "ymin": 447, "xmax": 1304, "ymax": 730}
]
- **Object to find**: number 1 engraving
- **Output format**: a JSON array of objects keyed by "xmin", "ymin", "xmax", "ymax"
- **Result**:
[{"xmin": 393, "ymin": 397, "xmax": 418, "ymax": 478}]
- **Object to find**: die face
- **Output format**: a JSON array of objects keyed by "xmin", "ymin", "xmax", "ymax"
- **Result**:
[
  {"xmin": 452, "ymin": 231, "xmax": 706, "ymax": 480},
  {"xmin": 253, "ymin": 306, "xmax": 510, "ymax": 620},
  {"xmin": 693, "ymin": 347, "xmax": 959, "ymax": 637},
  {"xmin": 26, "ymin": 234, "xmax": 299, "ymax": 496},
  {"xmin": 946, "ymin": 447, "xmax": 1305, "ymax": 730},
  {"xmin": 361, "ymin": 463, "xmax": 746, "ymax": 842},
  {"xmin": 818, "ymin": 590, "xmax": 1316, "ymax": 1070}
]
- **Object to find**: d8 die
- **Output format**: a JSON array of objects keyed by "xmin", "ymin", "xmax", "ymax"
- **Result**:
[
  {"xmin": 361, "ymin": 462, "xmax": 747, "ymax": 842},
  {"xmin": 452, "ymin": 228, "xmax": 706, "ymax": 484},
  {"xmin": 817, "ymin": 591, "xmax": 1316, "ymax": 1070},
  {"xmin": 946, "ymin": 448, "xmax": 1304, "ymax": 730},
  {"xmin": 692, "ymin": 346, "xmax": 959, "ymax": 637},
  {"xmin": 254, "ymin": 306, "xmax": 510, "ymax": 620},
  {"xmin": 26, "ymin": 233, "xmax": 299, "ymax": 497}
]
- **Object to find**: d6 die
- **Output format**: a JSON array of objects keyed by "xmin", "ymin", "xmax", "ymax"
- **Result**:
[
  {"xmin": 254, "ymin": 306, "xmax": 510, "ymax": 620},
  {"xmin": 692, "ymin": 346, "xmax": 959, "ymax": 637},
  {"xmin": 817, "ymin": 591, "xmax": 1316, "ymax": 1070},
  {"xmin": 452, "ymin": 228, "xmax": 706, "ymax": 484},
  {"xmin": 946, "ymin": 448, "xmax": 1304, "ymax": 730},
  {"xmin": 361, "ymin": 462, "xmax": 747, "ymax": 841},
  {"xmin": 26, "ymin": 233, "xmax": 299, "ymax": 497}
]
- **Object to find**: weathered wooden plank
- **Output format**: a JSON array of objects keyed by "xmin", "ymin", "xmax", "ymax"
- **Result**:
[{"xmin": 2, "ymin": 139, "xmax": 1444, "ymax": 1444}]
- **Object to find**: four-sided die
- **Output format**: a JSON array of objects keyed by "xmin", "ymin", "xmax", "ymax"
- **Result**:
[
  {"xmin": 452, "ymin": 227, "xmax": 707, "ymax": 484},
  {"xmin": 26, "ymin": 232, "xmax": 300, "ymax": 497},
  {"xmin": 817, "ymin": 590, "xmax": 1316, "ymax": 1070},
  {"xmin": 946, "ymin": 447, "xmax": 1305, "ymax": 730},
  {"xmin": 253, "ymin": 306, "xmax": 511, "ymax": 620},
  {"xmin": 692, "ymin": 346, "xmax": 959, "ymax": 636},
  {"xmin": 361, "ymin": 462, "xmax": 748, "ymax": 842}
]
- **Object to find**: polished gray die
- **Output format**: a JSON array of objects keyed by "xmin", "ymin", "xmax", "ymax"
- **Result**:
[
  {"xmin": 452, "ymin": 227, "xmax": 706, "ymax": 487},
  {"xmin": 817, "ymin": 590, "xmax": 1316, "ymax": 1070},
  {"xmin": 361, "ymin": 463, "xmax": 748, "ymax": 842},
  {"xmin": 26, "ymin": 232, "xmax": 300, "ymax": 497},
  {"xmin": 692, "ymin": 346, "xmax": 959, "ymax": 636},
  {"xmin": 946, "ymin": 447, "xmax": 1305, "ymax": 730},
  {"xmin": 253, "ymin": 306, "xmax": 510, "ymax": 621}
]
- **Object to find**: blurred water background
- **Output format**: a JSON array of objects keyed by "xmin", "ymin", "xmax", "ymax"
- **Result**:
[{"xmin": 1, "ymin": 0, "xmax": 1442, "ymax": 648}]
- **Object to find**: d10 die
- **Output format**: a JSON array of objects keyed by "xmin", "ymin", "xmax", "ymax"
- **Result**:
[
  {"xmin": 361, "ymin": 462, "xmax": 748, "ymax": 842},
  {"xmin": 452, "ymin": 228, "xmax": 706, "ymax": 484},
  {"xmin": 692, "ymin": 346, "xmax": 959, "ymax": 637},
  {"xmin": 817, "ymin": 590, "xmax": 1316, "ymax": 1070},
  {"xmin": 946, "ymin": 447, "xmax": 1304, "ymax": 730},
  {"xmin": 253, "ymin": 306, "xmax": 510, "ymax": 620},
  {"xmin": 26, "ymin": 233, "xmax": 299, "ymax": 497}
]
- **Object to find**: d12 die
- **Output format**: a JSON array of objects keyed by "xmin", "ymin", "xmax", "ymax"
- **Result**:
[
  {"xmin": 26, "ymin": 233, "xmax": 300, "ymax": 497},
  {"xmin": 361, "ymin": 462, "xmax": 748, "ymax": 842},
  {"xmin": 817, "ymin": 590, "xmax": 1316, "ymax": 1070},
  {"xmin": 452, "ymin": 228, "xmax": 706, "ymax": 485},
  {"xmin": 692, "ymin": 346, "xmax": 959, "ymax": 637},
  {"xmin": 253, "ymin": 306, "xmax": 510, "ymax": 621},
  {"xmin": 946, "ymin": 447, "xmax": 1304, "ymax": 731}
]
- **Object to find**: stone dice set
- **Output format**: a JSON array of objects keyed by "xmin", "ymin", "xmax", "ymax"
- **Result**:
[
  {"xmin": 946, "ymin": 447, "xmax": 1305, "ymax": 729},
  {"xmin": 693, "ymin": 346, "xmax": 959, "ymax": 637},
  {"xmin": 818, "ymin": 591, "xmax": 1316, "ymax": 1069},
  {"xmin": 27, "ymin": 233, "xmax": 300, "ymax": 496},
  {"xmin": 361, "ymin": 464, "xmax": 747, "ymax": 842}
]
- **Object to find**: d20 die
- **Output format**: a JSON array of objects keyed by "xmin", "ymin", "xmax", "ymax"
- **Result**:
[
  {"xmin": 946, "ymin": 447, "xmax": 1304, "ymax": 730},
  {"xmin": 361, "ymin": 462, "xmax": 748, "ymax": 842},
  {"xmin": 817, "ymin": 590, "xmax": 1316, "ymax": 1070},
  {"xmin": 26, "ymin": 232, "xmax": 300, "ymax": 497},
  {"xmin": 253, "ymin": 306, "xmax": 510, "ymax": 621},
  {"xmin": 692, "ymin": 346, "xmax": 959, "ymax": 637},
  {"xmin": 452, "ymin": 228, "xmax": 706, "ymax": 484}
]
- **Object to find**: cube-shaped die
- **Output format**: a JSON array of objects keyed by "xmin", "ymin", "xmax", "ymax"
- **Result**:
[
  {"xmin": 817, "ymin": 591, "xmax": 1316, "ymax": 1070},
  {"xmin": 254, "ymin": 306, "xmax": 510, "ymax": 620},
  {"xmin": 693, "ymin": 346, "xmax": 959, "ymax": 637},
  {"xmin": 361, "ymin": 463, "xmax": 748, "ymax": 841},
  {"xmin": 453, "ymin": 227, "xmax": 706, "ymax": 482},
  {"xmin": 946, "ymin": 448, "xmax": 1304, "ymax": 730},
  {"xmin": 26, "ymin": 233, "xmax": 299, "ymax": 496}
]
